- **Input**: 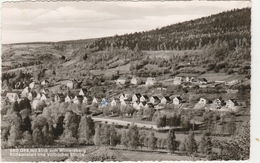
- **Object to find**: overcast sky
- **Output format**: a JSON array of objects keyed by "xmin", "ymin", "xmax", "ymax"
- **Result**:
[{"xmin": 2, "ymin": 1, "xmax": 251, "ymax": 44}]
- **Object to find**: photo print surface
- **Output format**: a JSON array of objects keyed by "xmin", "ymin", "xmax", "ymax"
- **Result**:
[{"xmin": 1, "ymin": 0, "xmax": 252, "ymax": 162}]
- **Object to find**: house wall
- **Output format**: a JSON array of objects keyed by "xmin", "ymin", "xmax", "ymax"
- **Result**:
[{"xmin": 173, "ymin": 99, "xmax": 180, "ymax": 105}]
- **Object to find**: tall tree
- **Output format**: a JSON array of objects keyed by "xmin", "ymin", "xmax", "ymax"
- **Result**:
[
  {"xmin": 93, "ymin": 124, "xmax": 101, "ymax": 146},
  {"xmin": 156, "ymin": 115, "xmax": 166, "ymax": 128},
  {"xmin": 127, "ymin": 124, "xmax": 140, "ymax": 149},
  {"xmin": 100, "ymin": 124, "xmax": 110, "ymax": 145},
  {"xmin": 78, "ymin": 115, "xmax": 95, "ymax": 145},
  {"xmin": 7, "ymin": 113, "xmax": 22, "ymax": 147},
  {"xmin": 167, "ymin": 129, "xmax": 177, "ymax": 154},
  {"xmin": 12, "ymin": 100, "xmax": 20, "ymax": 113},
  {"xmin": 199, "ymin": 133, "xmax": 212, "ymax": 158},
  {"xmin": 148, "ymin": 132, "xmax": 157, "ymax": 150},
  {"xmin": 42, "ymin": 125, "xmax": 54, "ymax": 145},
  {"xmin": 121, "ymin": 130, "xmax": 128, "ymax": 148},
  {"xmin": 212, "ymin": 122, "xmax": 250, "ymax": 160},
  {"xmin": 22, "ymin": 116, "xmax": 32, "ymax": 134},
  {"xmin": 110, "ymin": 124, "xmax": 120, "ymax": 146},
  {"xmin": 184, "ymin": 131, "xmax": 198, "ymax": 156},
  {"xmin": 32, "ymin": 128, "xmax": 44, "ymax": 145}
]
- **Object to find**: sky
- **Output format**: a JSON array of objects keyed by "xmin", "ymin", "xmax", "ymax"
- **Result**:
[{"xmin": 1, "ymin": 1, "xmax": 251, "ymax": 44}]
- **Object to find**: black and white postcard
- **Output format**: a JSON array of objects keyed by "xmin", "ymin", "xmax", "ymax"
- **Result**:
[{"xmin": 1, "ymin": 0, "xmax": 258, "ymax": 162}]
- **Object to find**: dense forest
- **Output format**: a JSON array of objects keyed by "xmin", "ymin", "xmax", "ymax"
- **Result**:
[
  {"xmin": 89, "ymin": 8, "xmax": 250, "ymax": 51},
  {"xmin": 78, "ymin": 8, "xmax": 251, "ymax": 76}
]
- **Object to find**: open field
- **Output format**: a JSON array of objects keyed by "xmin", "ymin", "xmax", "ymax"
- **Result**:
[
  {"xmin": 143, "ymin": 50, "xmax": 203, "ymax": 59},
  {"xmin": 95, "ymin": 115, "xmax": 155, "ymax": 125},
  {"xmin": 120, "ymin": 150, "xmax": 200, "ymax": 161},
  {"xmin": 93, "ymin": 116, "xmax": 172, "ymax": 130},
  {"xmin": 197, "ymin": 73, "xmax": 232, "ymax": 81}
]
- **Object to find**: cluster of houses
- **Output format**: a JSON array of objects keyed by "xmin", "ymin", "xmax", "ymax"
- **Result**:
[
  {"xmin": 116, "ymin": 76, "xmax": 208, "ymax": 86},
  {"xmin": 116, "ymin": 75, "xmax": 243, "ymax": 87},
  {"xmin": 197, "ymin": 97, "xmax": 239, "ymax": 112},
  {"xmin": 53, "ymin": 91, "xmax": 239, "ymax": 112},
  {"xmin": 115, "ymin": 77, "xmax": 156, "ymax": 86},
  {"xmin": 3, "ymin": 79, "xmax": 50, "ymax": 103},
  {"xmin": 62, "ymin": 91, "xmax": 184, "ymax": 111},
  {"xmin": 2, "ymin": 76, "xmax": 240, "ymax": 113}
]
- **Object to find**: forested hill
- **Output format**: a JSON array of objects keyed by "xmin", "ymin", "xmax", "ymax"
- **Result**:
[{"xmin": 88, "ymin": 8, "xmax": 250, "ymax": 51}]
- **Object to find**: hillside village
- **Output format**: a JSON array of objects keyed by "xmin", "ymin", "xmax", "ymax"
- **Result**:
[
  {"xmin": 1, "ymin": 7, "xmax": 251, "ymax": 161},
  {"xmin": 3, "ymin": 73, "xmax": 246, "ymax": 114}
]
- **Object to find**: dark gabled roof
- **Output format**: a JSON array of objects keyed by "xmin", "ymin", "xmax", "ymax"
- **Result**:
[
  {"xmin": 122, "ymin": 100, "xmax": 131, "ymax": 104},
  {"xmin": 146, "ymin": 103, "xmax": 154, "ymax": 108},
  {"xmin": 152, "ymin": 96, "xmax": 160, "ymax": 101},
  {"xmin": 120, "ymin": 93, "xmax": 129, "ymax": 98},
  {"xmin": 81, "ymin": 88, "xmax": 88, "ymax": 93},
  {"xmin": 199, "ymin": 78, "xmax": 207, "ymax": 82},
  {"xmin": 77, "ymin": 95, "xmax": 83, "ymax": 98},
  {"xmin": 140, "ymin": 101, "xmax": 147, "ymax": 105},
  {"xmin": 41, "ymin": 79, "xmax": 49, "ymax": 83},
  {"xmin": 174, "ymin": 97, "xmax": 182, "ymax": 101},
  {"xmin": 163, "ymin": 96, "xmax": 171, "ymax": 101},
  {"xmin": 142, "ymin": 95, "xmax": 149, "ymax": 100},
  {"xmin": 229, "ymin": 99, "xmax": 238, "ymax": 104},
  {"xmin": 134, "ymin": 93, "xmax": 142, "ymax": 98}
]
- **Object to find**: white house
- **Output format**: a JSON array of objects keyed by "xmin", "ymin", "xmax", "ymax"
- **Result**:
[
  {"xmin": 150, "ymin": 96, "xmax": 160, "ymax": 104},
  {"xmin": 40, "ymin": 94, "xmax": 47, "ymax": 101},
  {"xmin": 199, "ymin": 78, "xmax": 207, "ymax": 85},
  {"xmin": 119, "ymin": 94, "xmax": 129, "ymax": 101},
  {"xmin": 92, "ymin": 97, "xmax": 98, "ymax": 104},
  {"xmin": 145, "ymin": 103, "xmax": 154, "ymax": 109},
  {"xmin": 29, "ymin": 82, "xmax": 35, "ymax": 89},
  {"xmin": 82, "ymin": 96, "xmax": 88, "ymax": 104},
  {"xmin": 79, "ymin": 88, "xmax": 87, "ymax": 96},
  {"xmin": 145, "ymin": 77, "xmax": 156, "ymax": 86},
  {"xmin": 41, "ymin": 80, "xmax": 49, "ymax": 86},
  {"xmin": 173, "ymin": 97, "xmax": 182, "ymax": 105},
  {"xmin": 28, "ymin": 92, "xmax": 33, "ymax": 101},
  {"xmin": 73, "ymin": 96, "xmax": 79, "ymax": 104},
  {"xmin": 111, "ymin": 99, "xmax": 120, "ymax": 106},
  {"xmin": 173, "ymin": 77, "xmax": 183, "ymax": 85},
  {"xmin": 198, "ymin": 98, "xmax": 207, "ymax": 105},
  {"xmin": 21, "ymin": 87, "xmax": 29, "ymax": 97},
  {"xmin": 140, "ymin": 95, "xmax": 149, "ymax": 102},
  {"xmin": 65, "ymin": 95, "xmax": 71, "ymax": 103},
  {"xmin": 161, "ymin": 96, "xmax": 171, "ymax": 105},
  {"xmin": 116, "ymin": 78, "xmax": 126, "ymax": 85},
  {"xmin": 214, "ymin": 98, "xmax": 225, "ymax": 106},
  {"xmin": 185, "ymin": 77, "xmax": 190, "ymax": 82},
  {"xmin": 6, "ymin": 93, "xmax": 19, "ymax": 102},
  {"xmin": 132, "ymin": 93, "xmax": 141, "ymax": 102},
  {"xmin": 226, "ymin": 99, "xmax": 238, "ymax": 109},
  {"xmin": 67, "ymin": 80, "xmax": 74, "ymax": 89},
  {"xmin": 133, "ymin": 101, "xmax": 140, "ymax": 109},
  {"xmin": 35, "ymin": 92, "xmax": 42, "ymax": 100},
  {"xmin": 137, "ymin": 102, "xmax": 146, "ymax": 110},
  {"xmin": 131, "ymin": 76, "xmax": 140, "ymax": 85},
  {"xmin": 31, "ymin": 99, "xmax": 40, "ymax": 111}
]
